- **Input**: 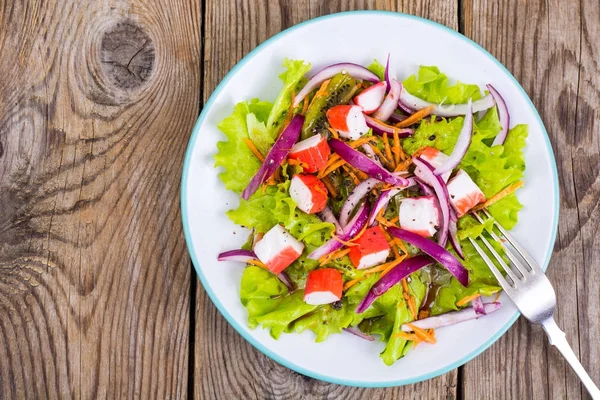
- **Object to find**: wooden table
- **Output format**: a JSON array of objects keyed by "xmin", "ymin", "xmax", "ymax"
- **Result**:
[{"xmin": 1, "ymin": 0, "xmax": 598, "ymax": 398}]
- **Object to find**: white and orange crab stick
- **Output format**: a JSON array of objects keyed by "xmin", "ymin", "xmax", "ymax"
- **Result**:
[
  {"xmin": 399, "ymin": 196, "xmax": 440, "ymax": 238},
  {"xmin": 288, "ymin": 134, "xmax": 331, "ymax": 173},
  {"xmin": 348, "ymin": 226, "xmax": 391, "ymax": 269},
  {"xmin": 254, "ymin": 225, "xmax": 304, "ymax": 274},
  {"xmin": 326, "ymin": 105, "xmax": 369, "ymax": 140},
  {"xmin": 289, "ymin": 174, "xmax": 328, "ymax": 214},
  {"xmin": 353, "ymin": 81, "xmax": 387, "ymax": 114},
  {"xmin": 446, "ymin": 170, "xmax": 486, "ymax": 217},
  {"xmin": 303, "ymin": 268, "xmax": 343, "ymax": 305}
]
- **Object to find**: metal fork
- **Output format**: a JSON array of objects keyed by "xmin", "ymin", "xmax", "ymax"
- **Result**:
[{"xmin": 469, "ymin": 209, "xmax": 600, "ymax": 399}]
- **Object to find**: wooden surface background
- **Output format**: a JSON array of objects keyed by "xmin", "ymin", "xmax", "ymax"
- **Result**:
[{"xmin": 0, "ymin": 0, "xmax": 598, "ymax": 398}]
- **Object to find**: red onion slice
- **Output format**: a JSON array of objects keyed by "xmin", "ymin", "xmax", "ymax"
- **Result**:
[
  {"xmin": 413, "ymin": 157, "xmax": 450, "ymax": 246},
  {"xmin": 329, "ymin": 139, "xmax": 410, "ymax": 186},
  {"xmin": 277, "ymin": 271, "xmax": 295, "ymax": 291},
  {"xmin": 433, "ymin": 100, "xmax": 473, "ymax": 176},
  {"xmin": 415, "ymin": 177, "xmax": 434, "ymax": 196},
  {"xmin": 364, "ymin": 115, "xmax": 414, "ymax": 137},
  {"xmin": 401, "ymin": 302, "xmax": 501, "ymax": 332},
  {"xmin": 373, "ymin": 79, "xmax": 401, "ymax": 121},
  {"xmin": 368, "ymin": 188, "xmax": 401, "ymax": 226},
  {"xmin": 448, "ymin": 208, "xmax": 465, "ymax": 259},
  {"xmin": 355, "ymin": 255, "xmax": 434, "ymax": 313},
  {"xmin": 242, "ymin": 115, "xmax": 304, "ymax": 200},
  {"xmin": 217, "ymin": 249, "xmax": 258, "ymax": 262},
  {"xmin": 472, "ymin": 295, "xmax": 486, "ymax": 315},
  {"xmin": 308, "ymin": 202, "xmax": 370, "ymax": 260},
  {"xmin": 398, "ymin": 87, "xmax": 494, "ymax": 118},
  {"xmin": 487, "ymin": 84, "xmax": 510, "ymax": 146},
  {"xmin": 339, "ymin": 178, "xmax": 379, "ymax": 227},
  {"xmin": 344, "ymin": 326, "xmax": 375, "ymax": 341},
  {"xmin": 384, "ymin": 53, "xmax": 392, "ymax": 89},
  {"xmin": 318, "ymin": 206, "xmax": 343, "ymax": 234},
  {"xmin": 389, "ymin": 111, "xmax": 409, "ymax": 123},
  {"xmin": 388, "ymin": 227, "xmax": 469, "ymax": 287},
  {"xmin": 397, "ymin": 100, "xmax": 415, "ymax": 115},
  {"xmin": 293, "ymin": 63, "xmax": 380, "ymax": 107}
]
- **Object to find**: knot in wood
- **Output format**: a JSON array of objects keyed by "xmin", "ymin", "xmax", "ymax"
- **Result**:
[{"xmin": 100, "ymin": 21, "xmax": 154, "ymax": 90}]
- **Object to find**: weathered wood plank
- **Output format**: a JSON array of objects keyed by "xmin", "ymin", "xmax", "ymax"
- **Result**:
[
  {"xmin": 461, "ymin": 0, "xmax": 600, "ymax": 398},
  {"xmin": 195, "ymin": 1, "xmax": 459, "ymax": 398},
  {"xmin": 0, "ymin": 0, "xmax": 202, "ymax": 398}
]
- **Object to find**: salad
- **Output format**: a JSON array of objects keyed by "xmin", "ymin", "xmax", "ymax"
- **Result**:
[{"xmin": 214, "ymin": 57, "xmax": 527, "ymax": 365}]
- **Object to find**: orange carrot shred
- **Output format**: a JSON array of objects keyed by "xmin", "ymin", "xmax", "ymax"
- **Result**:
[
  {"xmin": 395, "ymin": 105, "xmax": 435, "ymax": 128},
  {"xmin": 327, "ymin": 126, "xmax": 340, "ymax": 139},
  {"xmin": 308, "ymin": 79, "xmax": 331, "ymax": 109},
  {"xmin": 369, "ymin": 144, "xmax": 393, "ymax": 168},
  {"xmin": 349, "ymin": 136, "xmax": 378, "ymax": 148},
  {"xmin": 418, "ymin": 310, "xmax": 430, "ymax": 320},
  {"xmin": 473, "ymin": 180, "xmax": 525, "ymax": 211},
  {"xmin": 342, "ymin": 164, "xmax": 360, "ymax": 185},
  {"xmin": 302, "ymin": 96, "xmax": 309, "ymax": 114},
  {"xmin": 321, "ymin": 177, "xmax": 338, "ymax": 198},
  {"xmin": 380, "ymin": 256, "xmax": 405, "ymax": 277},
  {"xmin": 244, "ymin": 138, "xmax": 265, "ymax": 162},
  {"xmin": 392, "ymin": 129, "xmax": 401, "ymax": 166},
  {"xmin": 246, "ymin": 259, "xmax": 268, "ymax": 269},
  {"xmin": 406, "ymin": 323, "xmax": 436, "ymax": 344},
  {"xmin": 344, "ymin": 277, "xmax": 366, "ymax": 291},
  {"xmin": 319, "ymin": 159, "xmax": 347, "ymax": 178},
  {"xmin": 456, "ymin": 292, "xmax": 482, "ymax": 307},
  {"xmin": 493, "ymin": 291, "xmax": 502, "ymax": 303},
  {"xmin": 332, "ymin": 234, "xmax": 359, "ymax": 247},
  {"xmin": 382, "ymin": 133, "xmax": 393, "ymax": 166},
  {"xmin": 319, "ymin": 247, "xmax": 351, "ymax": 266}
]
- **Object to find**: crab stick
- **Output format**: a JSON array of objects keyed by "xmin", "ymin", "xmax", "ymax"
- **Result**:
[
  {"xmin": 303, "ymin": 268, "xmax": 343, "ymax": 305},
  {"xmin": 353, "ymin": 81, "xmax": 387, "ymax": 114},
  {"xmin": 447, "ymin": 170, "xmax": 486, "ymax": 217},
  {"xmin": 399, "ymin": 196, "xmax": 440, "ymax": 238},
  {"xmin": 254, "ymin": 225, "xmax": 304, "ymax": 274},
  {"xmin": 288, "ymin": 134, "xmax": 331, "ymax": 173},
  {"xmin": 348, "ymin": 226, "xmax": 391, "ymax": 269},
  {"xmin": 326, "ymin": 105, "xmax": 369, "ymax": 140},
  {"xmin": 420, "ymin": 147, "xmax": 452, "ymax": 182},
  {"xmin": 289, "ymin": 174, "xmax": 328, "ymax": 214}
]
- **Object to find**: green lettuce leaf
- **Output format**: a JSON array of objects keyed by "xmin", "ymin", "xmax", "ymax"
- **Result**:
[
  {"xmin": 240, "ymin": 266, "xmax": 288, "ymax": 327},
  {"xmin": 402, "ymin": 66, "xmax": 483, "ymax": 104},
  {"xmin": 252, "ymin": 291, "xmax": 317, "ymax": 339},
  {"xmin": 367, "ymin": 59, "xmax": 386, "ymax": 81}
]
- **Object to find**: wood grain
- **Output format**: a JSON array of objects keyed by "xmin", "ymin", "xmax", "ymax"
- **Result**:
[
  {"xmin": 461, "ymin": 0, "xmax": 600, "ymax": 399},
  {"xmin": 0, "ymin": 0, "xmax": 201, "ymax": 398},
  {"xmin": 195, "ymin": 1, "xmax": 460, "ymax": 399}
]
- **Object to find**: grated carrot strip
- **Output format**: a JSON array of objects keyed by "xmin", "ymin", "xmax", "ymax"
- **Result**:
[
  {"xmin": 456, "ymin": 292, "xmax": 482, "ymax": 307},
  {"xmin": 395, "ymin": 238, "xmax": 408, "ymax": 255},
  {"xmin": 302, "ymin": 96, "xmax": 309, "ymax": 115},
  {"xmin": 406, "ymin": 323, "xmax": 436, "ymax": 344},
  {"xmin": 382, "ymin": 229, "xmax": 402, "ymax": 260},
  {"xmin": 246, "ymin": 259, "xmax": 268, "ymax": 269},
  {"xmin": 395, "ymin": 105, "xmax": 435, "ymax": 128},
  {"xmin": 321, "ymin": 177, "xmax": 338, "ymax": 198},
  {"xmin": 319, "ymin": 159, "xmax": 347, "ymax": 178},
  {"xmin": 382, "ymin": 133, "xmax": 393, "ymax": 166},
  {"xmin": 493, "ymin": 291, "xmax": 502, "ymax": 303},
  {"xmin": 368, "ymin": 116, "xmax": 407, "ymax": 134},
  {"xmin": 363, "ymin": 258, "xmax": 400, "ymax": 275},
  {"xmin": 392, "ymin": 129, "xmax": 401, "ymax": 166},
  {"xmin": 342, "ymin": 164, "xmax": 360, "ymax": 185},
  {"xmin": 418, "ymin": 310, "xmax": 430, "ymax": 320},
  {"xmin": 388, "ymin": 216, "xmax": 399, "ymax": 225},
  {"xmin": 319, "ymin": 247, "xmax": 351, "ymax": 266},
  {"xmin": 378, "ymin": 255, "xmax": 406, "ymax": 278},
  {"xmin": 344, "ymin": 277, "xmax": 366, "ymax": 291},
  {"xmin": 308, "ymin": 79, "xmax": 330, "ymax": 109},
  {"xmin": 349, "ymin": 220, "xmax": 370, "ymax": 242},
  {"xmin": 287, "ymin": 158, "xmax": 308, "ymax": 169},
  {"xmin": 392, "ymin": 331, "xmax": 421, "ymax": 344},
  {"xmin": 473, "ymin": 180, "xmax": 525, "ymax": 211},
  {"xmin": 369, "ymin": 144, "xmax": 394, "ymax": 169},
  {"xmin": 349, "ymin": 136, "xmax": 378, "ymax": 148},
  {"xmin": 243, "ymin": 138, "xmax": 265, "ymax": 162},
  {"xmin": 332, "ymin": 234, "xmax": 359, "ymax": 247},
  {"xmin": 327, "ymin": 126, "xmax": 340, "ymax": 139},
  {"xmin": 394, "ymin": 159, "xmax": 412, "ymax": 172}
]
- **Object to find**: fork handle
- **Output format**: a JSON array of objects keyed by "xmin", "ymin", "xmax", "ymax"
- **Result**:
[{"xmin": 542, "ymin": 318, "xmax": 600, "ymax": 399}]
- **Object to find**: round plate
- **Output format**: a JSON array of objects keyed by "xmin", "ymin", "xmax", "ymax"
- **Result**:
[{"xmin": 181, "ymin": 11, "xmax": 559, "ymax": 387}]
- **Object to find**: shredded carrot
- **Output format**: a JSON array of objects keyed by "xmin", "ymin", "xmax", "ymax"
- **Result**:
[
  {"xmin": 456, "ymin": 292, "xmax": 482, "ymax": 307},
  {"xmin": 321, "ymin": 177, "xmax": 338, "ymax": 198},
  {"xmin": 319, "ymin": 159, "xmax": 347, "ymax": 178},
  {"xmin": 493, "ymin": 291, "xmax": 502, "ymax": 303},
  {"xmin": 401, "ymin": 279, "xmax": 418, "ymax": 319},
  {"xmin": 379, "ymin": 259, "xmax": 402, "ymax": 277},
  {"xmin": 243, "ymin": 138, "xmax": 265, "ymax": 162},
  {"xmin": 349, "ymin": 136, "xmax": 378, "ymax": 148},
  {"xmin": 287, "ymin": 158, "xmax": 308, "ymax": 169},
  {"xmin": 395, "ymin": 105, "xmax": 435, "ymax": 128},
  {"xmin": 344, "ymin": 277, "xmax": 366, "ymax": 291},
  {"xmin": 327, "ymin": 126, "xmax": 340, "ymax": 139},
  {"xmin": 261, "ymin": 184, "xmax": 267, "ymax": 194},
  {"xmin": 314, "ymin": 184, "xmax": 328, "ymax": 197},
  {"xmin": 342, "ymin": 164, "xmax": 360, "ymax": 185},
  {"xmin": 302, "ymin": 96, "xmax": 309, "ymax": 115},
  {"xmin": 406, "ymin": 323, "xmax": 436, "ymax": 344},
  {"xmin": 246, "ymin": 259, "xmax": 268, "ymax": 269},
  {"xmin": 392, "ymin": 129, "xmax": 401, "ymax": 166},
  {"xmin": 388, "ymin": 216, "xmax": 399, "ymax": 225},
  {"xmin": 382, "ymin": 229, "xmax": 402, "ymax": 260},
  {"xmin": 350, "ymin": 221, "xmax": 370, "ymax": 243},
  {"xmin": 324, "ymin": 154, "xmax": 342, "ymax": 168},
  {"xmin": 401, "ymin": 278, "xmax": 410, "ymax": 294},
  {"xmin": 376, "ymin": 215, "xmax": 396, "ymax": 228},
  {"xmin": 395, "ymin": 238, "xmax": 408, "ymax": 255},
  {"xmin": 332, "ymin": 233, "xmax": 359, "ymax": 247},
  {"xmin": 369, "ymin": 144, "xmax": 394, "ymax": 168},
  {"xmin": 382, "ymin": 133, "xmax": 393, "ymax": 166},
  {"xmin": 308, "ymin": 79, "xmax": 330, "ymax": 109},
  {"xmin": 394, "ymin": 159, "xmax": 412, "ymax": 172},
  {"xmin": 364, "ymin": 259, "xmax": 400, "ymax": 275},
  {"xmin": 418, "ymin": 310, "xmax": 430, "ymax": 320},
  {"xmin": 319, "ymin": 247, "xmax": 351, "ymax": 266},
  {"xmin": 393, "ymin": 331, "xmax": 421, "ymax": 343},
  {"xmin": 474, "ymin": 180, "xmax": 525, "ymax": 211}
]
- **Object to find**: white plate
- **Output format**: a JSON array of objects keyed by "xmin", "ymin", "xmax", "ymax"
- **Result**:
[{"xmin": 181, "ymin": 11, "xmax": 559, "ymax": 387}]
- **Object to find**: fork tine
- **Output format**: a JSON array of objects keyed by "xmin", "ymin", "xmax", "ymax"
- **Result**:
[
  {"xmin": 468, "ymin": 238, "xmax": 514, "ymax": 289},
  {"xmin": 477, "ymin": 233, "xmax": 524, "ymax": 282},
  {"xmin": 482, "ymin": 209, "xmax": 540, "ymax": 274},
  {"xmin": 472, "ymin": 210, "xmax": 532, "ymax": 277}
]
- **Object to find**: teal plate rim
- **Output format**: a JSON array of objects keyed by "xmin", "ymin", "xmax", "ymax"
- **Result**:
[{"xmin": 180, "ymin": 10, "xmax": 560, "ymax": 388}]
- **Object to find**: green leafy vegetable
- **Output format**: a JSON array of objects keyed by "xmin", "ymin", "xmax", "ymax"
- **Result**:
[
  {"xmin": 367, "ymin": 59, "xmax": 386, "ymax": 81},
  {"xmin": 402, "ymin": 66, "xmax": 483, "ymax": 104}
]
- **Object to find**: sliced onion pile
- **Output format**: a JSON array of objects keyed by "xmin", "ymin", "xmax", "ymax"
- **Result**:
[
  {"xmin": 242, "ymin": 115, "xmax": 304, "ymax": 200},
  {"xmin": 388, "ymin": 227, "xmax": 469, "ymax": 287},
  {"xmin": 293, "ymin": 63, "xmax": 380, "ymax": 107},
  {"xmin": 329, "ymin": 139, "xmax": 410, "ymax": 186}
]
